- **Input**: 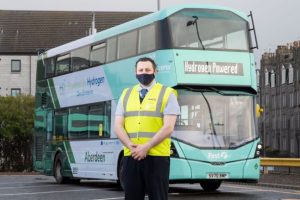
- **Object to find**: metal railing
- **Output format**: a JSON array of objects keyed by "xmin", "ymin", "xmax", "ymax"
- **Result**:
[{"xmin": 260, "ymin": 157, "xmax": 300, "ymax": 174}]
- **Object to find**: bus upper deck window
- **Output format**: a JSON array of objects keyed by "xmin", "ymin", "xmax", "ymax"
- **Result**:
[
  {"xmin": 168, "ymin": 9, "xmax": 249, "ymax": 51},
  {"xmin": 56, "ymin": 54, "xmax": 70, "ymax": 75},
  {"xmin": 71, "ymin": 46, "xmax": 90, "ymax": 71},
  {"xmin": 106, "ymin": 37, "xmax": 117, "ymax": 63},
  {"xmin": 138, "ymin": 24, "xmax": 156, "ymax": 54},
  {"xmin": 45, "ymin": 58, "xmax": 55, "ymax": 78},
  {"xmin": 118, "ymin": 30, "xmax": 137, "ymax": 59},
  {"xmin": 90, "ymin": 43, "xmax": 106, "ymax": 66}
]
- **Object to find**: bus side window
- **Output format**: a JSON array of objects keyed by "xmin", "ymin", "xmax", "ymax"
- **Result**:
[
  {"xmin": 138, "ymin": 24, "xmax": 156, "ymax": 54},
  {"xmin": 69, "ymin": 106, "xmax": 88, "ymax": 140},
  {"xmin": 56, "ymin": 54, "xmax": 70, "ymax": 75},
  {"xmin": 106, "ymin": 37, "xmax": 117, "ymax": 63},
  {"xmin": 90, "ymin": 43, "xmax": 106, "ymax": 67},
  {"xmin": 46, "ymin": 111, "xmax": 53, "ymax": 141},
  {"xmin": 71, "ymin": 46, "xmax": 90, "ymax": 71},
  {"xmin": 88, "ymin": 102, "xmax": 111, "ymax": 139},
  {"xmin": 45, "ymin": 58, "xmax": 55, "ymax": 78},
  {"xmin": 118, "ymin": 30, "xmax": 137, "ymax": 59},
  {"xmin": 54, "ymin": 110, "xmax": 68, "ymax": 140}
]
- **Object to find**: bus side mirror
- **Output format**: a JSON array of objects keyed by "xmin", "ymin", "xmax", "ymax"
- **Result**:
[{"xmin": 256, "ymin": 104, "xmax": 263, "ymax": 118}]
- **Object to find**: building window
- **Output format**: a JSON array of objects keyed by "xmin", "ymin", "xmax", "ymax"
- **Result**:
[
  {"xmin": 288, "ymin": 63, "xmax": 294, "ymax": 84},
  {"xmin": 270, "ymin": 70, "xmax": 275, "ymax": 88},
  {"xmin": 272, "ymin": 95, "xmax": 276, "ymax": 109},
  {"xmin": 282, "ymin": 115, "xmax": 286, "ymax": 129},
  {"xmin": 11, "ymin": 60, "xmax": 21, "ymax": 72},
  {"xmin": 272, "ymin": 117, "xmax": 276, "ymax": 130},
  {"xmin": 290, "ymin": 139, "xmax": 295, "ymax": 154},
  {"xmin": 265, "ymin": 95, "xmax": 269, "ymax": 107},
  {"xmin": 256, "ymin": 70, "xmax": 260, "ymax": 87},
  {"xmin": 290, "ymin": 93, "xmax": 294, "ymax": 107},
  {"xmin": 282, "ymin": 93, "xmax": 286, "ymax": 107},
  {"xmin": 281, "ymin": 65, "xmax": 286, "ymax": 84},
  {"xmin": 282, "ymin": 137, "xmax": 287, "ymax": 151},
  {"xmin": 11, "ymin": 88, "xmax": 21, "ymax": 96},
  {"xmin": 264, "ymin": 69, "xmax": 269, "ymax": 86}
]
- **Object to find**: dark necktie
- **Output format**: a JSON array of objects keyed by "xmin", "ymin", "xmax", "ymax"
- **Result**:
[{"xmin": 140, "ymin": 89, "xmax": 148, "ymax": 101}]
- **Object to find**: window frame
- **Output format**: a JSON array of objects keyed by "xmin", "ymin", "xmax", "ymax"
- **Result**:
[
  {"xmin": 55, "ymin": 54, "xmax": 71, "ymax": 76},
  {"xmin": 117, "ymin": 29, "xmax": 138, "ymax": 60},
  {"xmin": 138, "ymin": 23, "xmax": 157, "ymax": 54},
  {"xmin": 45, "ymin": 57, "xmax": 56, "ymax": 78},
  {"xmin": 11, "ymin": 88, "xmax": 21, "ymax": 96},
  {"xmin": 11, "ymin": 59, "xmax": 21, "ymax": 72},
  {"xmin": 71, "ymin": 46, "xmax": 91, "ymax": 71},
  {"xmin": 90, "ymin": 42, "xmax": 107, "ymax": 67}
]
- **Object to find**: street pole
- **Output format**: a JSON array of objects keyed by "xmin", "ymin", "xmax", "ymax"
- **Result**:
[{"xmin": 157, "ymin": 0, "xmax": 160, "ymax": 11}]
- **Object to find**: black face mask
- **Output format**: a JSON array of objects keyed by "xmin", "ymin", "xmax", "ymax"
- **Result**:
[{"xmin": 136, "ymin": 73, "xmax": 155, "ymax": 86}]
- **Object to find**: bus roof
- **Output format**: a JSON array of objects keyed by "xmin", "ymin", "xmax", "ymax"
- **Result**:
[{"xmin": 44, "ymin": 4, "xmax": 248, "ymax": 58}]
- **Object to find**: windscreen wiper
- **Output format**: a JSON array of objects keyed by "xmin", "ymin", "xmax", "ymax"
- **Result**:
[
  {"xmin": 186, "ymin": 16, "xmax": 205, "ymax": 50},
  {"xmin": 184, "ymin": 86, "xmax": 222, "ymax": 148}
]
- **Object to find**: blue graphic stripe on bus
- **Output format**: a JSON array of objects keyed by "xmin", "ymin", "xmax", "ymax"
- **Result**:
[{"xmin": 87, "ymin": 76, "xmax": 105, "ymax": 87}]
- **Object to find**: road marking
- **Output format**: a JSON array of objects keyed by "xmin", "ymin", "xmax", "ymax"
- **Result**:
[
  {"xmin": 0, "ymin": 180, "xmax": 49, "ymax": 185},
  {"xmin": 224, "ymin": 184, "xmax": 300, "ymax": 196},
  {"xmin": 0, "ymin": 188, "xmax": 101, "ymax": 197},
  {"xmin": 93, "ymin": 197, "xmax": 124, "ymax": 200},
  {"xmin": 281, "ymin": 199, "xmax": 300, "ymax": 200},
  {"xmin": 93, "ymin": 195, "xmax": 148, "ymax": 200},
  {"xmin": 0, "ymin": 184, "xmax": 60, "ymax": 190}
]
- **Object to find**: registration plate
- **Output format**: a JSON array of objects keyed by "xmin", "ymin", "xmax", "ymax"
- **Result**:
[{"xmin": 207, "ymin": 173, "xmax": 229, "ymax": 179}]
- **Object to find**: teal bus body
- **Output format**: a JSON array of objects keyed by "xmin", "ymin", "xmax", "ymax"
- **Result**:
[{"xmin": 33, "ymin": 4, "xmax": 260, "ymax": 189}]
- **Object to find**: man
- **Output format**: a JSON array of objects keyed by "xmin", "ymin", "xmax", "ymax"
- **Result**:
[{"xmin": 114, "ymin": 57, "xmax": 180, "ymax": 200}]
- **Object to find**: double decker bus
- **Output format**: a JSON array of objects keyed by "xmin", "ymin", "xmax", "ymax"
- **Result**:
[{"xmin": 33, "ymin": 4, "xmax": 261, "ymax": 191}]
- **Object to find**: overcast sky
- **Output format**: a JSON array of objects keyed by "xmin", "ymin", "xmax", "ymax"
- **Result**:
[{"xmin": 0, "ymin": 0, "xmax": 299, "ymax": 66}]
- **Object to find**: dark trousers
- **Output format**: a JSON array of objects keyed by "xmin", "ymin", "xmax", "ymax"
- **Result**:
[{"xmin": 122, "ymin": 156, "xmax": 170, "ymax": 200}]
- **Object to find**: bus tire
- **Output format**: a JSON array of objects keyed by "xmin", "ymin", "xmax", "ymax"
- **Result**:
[
  {"xmin": 117, "ymin": 154, "xmax": 125, "ymax": 190},
  {"xmin": 54, "ymin": 153, "xmax": 68, "ymax": 184},
  {"xmin": 200, "ymin": 180, "xmax": 222, "ymax": 192}
]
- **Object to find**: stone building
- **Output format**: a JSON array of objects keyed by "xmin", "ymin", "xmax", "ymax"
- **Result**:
[
  {"xmin": 0, "ymin": 10, "xmax": 147, "ymax": 96},
  {"xmin": 259, "ymin": 40, "xmax": 300, "ymax": 157}
]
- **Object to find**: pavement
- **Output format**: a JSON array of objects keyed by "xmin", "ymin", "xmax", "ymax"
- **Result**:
[
  {"xmin": 256, "ymin": 173, "xmax": 300, "ymax": 190},
  {"xmin": 227, "ymin": 172, "xmax": 300, "ymax": 190}
]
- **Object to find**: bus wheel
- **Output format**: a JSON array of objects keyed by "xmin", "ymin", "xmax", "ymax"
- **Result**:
[
  {"xmin": 200, "ymin": 180, "xmax": 222, "ymax": 192},
  {"xmin": 54, "ymin": 154, "xmax": 68, "ymax": 184},
  {"xmin": 117, "ymin": 155, "xmax": 125, "ymax": 190}
]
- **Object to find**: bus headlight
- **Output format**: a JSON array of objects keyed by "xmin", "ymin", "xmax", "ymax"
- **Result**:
[{"xmin": 254, "ymin": 143, "xmax": 263, "ymax": 158}]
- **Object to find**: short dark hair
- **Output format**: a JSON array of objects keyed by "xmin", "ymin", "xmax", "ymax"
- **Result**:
[{"xmin": 135, "ymin": 57, "xmax": 157, "ymax": 70}]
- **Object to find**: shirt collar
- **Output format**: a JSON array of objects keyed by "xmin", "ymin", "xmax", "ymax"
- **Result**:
[{"xmin": 138, "ymin": 80, "xmax": 156, "ymax": 92}]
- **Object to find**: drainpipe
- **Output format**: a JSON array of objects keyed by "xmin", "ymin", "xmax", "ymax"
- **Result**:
[{"xmin": 29, "ymin": 55, "xmax": 32, "ymax": 95}]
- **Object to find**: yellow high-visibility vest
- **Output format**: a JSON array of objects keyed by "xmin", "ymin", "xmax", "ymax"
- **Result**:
[{"xmin": 120, "ymin": 83, "xmax": 175, "ymax": 156}]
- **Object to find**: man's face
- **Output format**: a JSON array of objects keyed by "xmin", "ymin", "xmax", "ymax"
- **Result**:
[{"xmin": 136, "ymin": 61, "xmax": 156, "ymax": 75}]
